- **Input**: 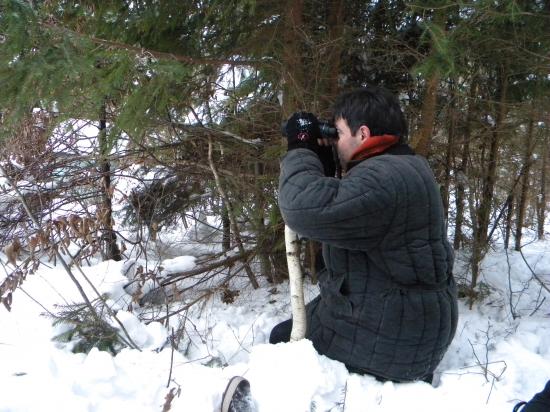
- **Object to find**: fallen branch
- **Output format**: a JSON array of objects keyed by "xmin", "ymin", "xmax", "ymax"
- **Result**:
[
  {"xmin": 160, "ymin": 249, "xmax": 255, "ymax": 287},
  {"xmin": 518, "ymin": 248, "xmax": 550, "ymax": 294},
  {"xmin": 169, "ymin": 122, "xmax": 263, "ymax": 147}
]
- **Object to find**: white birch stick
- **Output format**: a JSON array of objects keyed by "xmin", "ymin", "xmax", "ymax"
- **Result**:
[{"xmin": 285, "ymin": 225, "xmax": 306, "ymax": 341}]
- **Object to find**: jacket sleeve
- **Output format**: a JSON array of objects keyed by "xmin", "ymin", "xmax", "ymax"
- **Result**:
[{"xmin": 278, "ymin": 149, "xmax": 395, "ymax": 251}]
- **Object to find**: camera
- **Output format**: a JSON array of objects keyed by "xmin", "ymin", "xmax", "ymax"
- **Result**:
[{"xmin": 281, "ymin": 120, "xmax": 338, "ymax": 140}]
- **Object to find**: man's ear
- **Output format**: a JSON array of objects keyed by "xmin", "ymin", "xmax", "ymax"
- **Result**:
[{"xmin": 359, "ymin": 125, "xmax": 371, "ymax": 141}]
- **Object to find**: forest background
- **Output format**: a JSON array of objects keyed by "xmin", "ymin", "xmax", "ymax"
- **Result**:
[{"xmin": 0, "ymin": 0, "xmax": 550, "ymax": 371}]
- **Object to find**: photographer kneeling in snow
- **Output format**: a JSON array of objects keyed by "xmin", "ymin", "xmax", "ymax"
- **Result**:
[{"xmin": 272, "ymin": 86, "xmax": 458, "ymax": 383}]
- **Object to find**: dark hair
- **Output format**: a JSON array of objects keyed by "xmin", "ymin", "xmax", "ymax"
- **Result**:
[{"xmin": 331, "ymin": 86, "xmax": 408, "ymax": 143}]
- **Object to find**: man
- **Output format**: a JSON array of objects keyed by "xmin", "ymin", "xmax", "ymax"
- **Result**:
[
  {"xmin": 272, "ymin": 85, "xmax": 458, "ymax": 383},
  {"xmin": 514, "ymin": 380, "xmax": 550, "ymax": 412}
]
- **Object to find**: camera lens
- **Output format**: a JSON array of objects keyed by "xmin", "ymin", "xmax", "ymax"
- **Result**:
[
  {"xmin": 319, "ymin": 122, "xmax": 337, "ymax": 140},
  {"xmin": 281, "ymin": 119, "xmax": 337, "ymax": 140}
]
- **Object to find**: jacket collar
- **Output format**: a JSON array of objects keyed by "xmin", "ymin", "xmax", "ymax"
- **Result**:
[
  {"xmin": 350, "ymin": 134, "xmax": 399, "ymax": 162},
  {"xmin": 346, "ymin": 142, "xmax": 415, "ymax": 172}
]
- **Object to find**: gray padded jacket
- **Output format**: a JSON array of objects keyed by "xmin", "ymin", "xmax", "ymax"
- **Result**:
[{"xmin": 279, "ymin": 145, "xmax": 458, "ymax": 382}]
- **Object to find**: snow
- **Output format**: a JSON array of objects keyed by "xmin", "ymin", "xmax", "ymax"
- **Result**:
[
  {"xmin": 160, "ymin": 255, "xmax": 196, "ymax": 275},
  {"xmin": 1, "ymin": 242, "xmax": 550, "ymax": 411}
]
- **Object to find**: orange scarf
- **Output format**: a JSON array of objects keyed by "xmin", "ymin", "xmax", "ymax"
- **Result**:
[{"xmin": 350, "ymin": 134, "xmax": 399, "ymax": 162}]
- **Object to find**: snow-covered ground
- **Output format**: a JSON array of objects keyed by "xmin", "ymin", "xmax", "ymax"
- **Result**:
[{"xmin": 1, "ymin": 238, "xmax": 550, "ymax": 411}]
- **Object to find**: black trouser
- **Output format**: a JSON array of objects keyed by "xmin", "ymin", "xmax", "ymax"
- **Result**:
[
  {"xmin": 269, "ymin": 318, "xmax": 433, "ymax": 384},
  {"xmin": 514, "ymin": 380, "xmax": 550, "ymax": 412}
]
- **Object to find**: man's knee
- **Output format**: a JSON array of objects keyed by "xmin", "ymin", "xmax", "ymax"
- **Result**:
[
  {"xmin": 515, "ymin": 380, "xmax": 550, "ymax": 412},
  {"xmin": 269, "ymin": 319, "xmax": 292, "ymax": 344}
]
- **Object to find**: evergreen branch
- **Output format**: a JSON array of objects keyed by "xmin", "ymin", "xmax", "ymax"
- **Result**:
[
  {"xmin": 128, "ymin": 138, "xmax": 259, "ymax": 180},
  {"xmin": 147, "ymin": 290, "xmax": 214, "ymax": 324},
  {"xmin": 41, "ymin": 22, "xmax": 260, "ymax": 68}
]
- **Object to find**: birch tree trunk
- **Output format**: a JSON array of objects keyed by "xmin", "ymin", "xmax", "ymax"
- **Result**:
[
  {"xmin": 282, "ymin": 0, "xmax": 306, "ymax": 340},
  {"xmin": 279, "ymin": 0, "xmax": 345, "ymax": 340},
  {"xmin": 285, "ymin": 225, "xmax": 306, "ymax": 341}
]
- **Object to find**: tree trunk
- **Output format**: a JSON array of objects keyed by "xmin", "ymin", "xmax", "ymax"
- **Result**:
[
  {"xmin": 253, "ymin": 161, "xmax": 273, "ymax": 282},
  {"xmin": 504, "ymin": 194, "xmax": 514, "ymax": 249},
  {"xmin": 410, "ymin": 10, "xmax": 445, "ymax": 158},
  {"xmin": 98, "ymin": 103, "xmax": 121, "ymax": 262},
  {"xmin": 537, "ymin": 128, "xmax": 548, "ymax": 240},
  {"xmin": 514, "ymin": 107, "xmax": 536, "ymax": 251},
  {"xmin": 412, "ymin": 73, "xmax": 440, "ymax": 158},
  {"xmin": 207, "ymin": 137, "xmax": 259, "ymax": 289},
  {"xmin": 221, "ymin": 203, "xmax": 231, "ymax": 251},
  {"xmin": 442, "ymin": 79, "xmax": 457, "ymax": 222},
  {"xmin": 471, "ymin": 66, "xmax": 508, "ymax": 291},
  {"xmin": 281, "ymin": 0, "xmax": 307, "ymax": 340},
  {"xmin": 319, "ymin": 0, "xmax": 345, "ymax": 111},
  {"xmin": 285, "ymin": 225, "xmax": 306, "ymax": 341},
  {"xmin": 453, "ymin": 80, "xmax": 476, "ymax": 250},
  {"xmin": 281, "ymin": 0, "xmax": 305, "ymax": 111},
  {"xmin": 279, "ymin": 0, "xmax": 346, "ymax": 340}
]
